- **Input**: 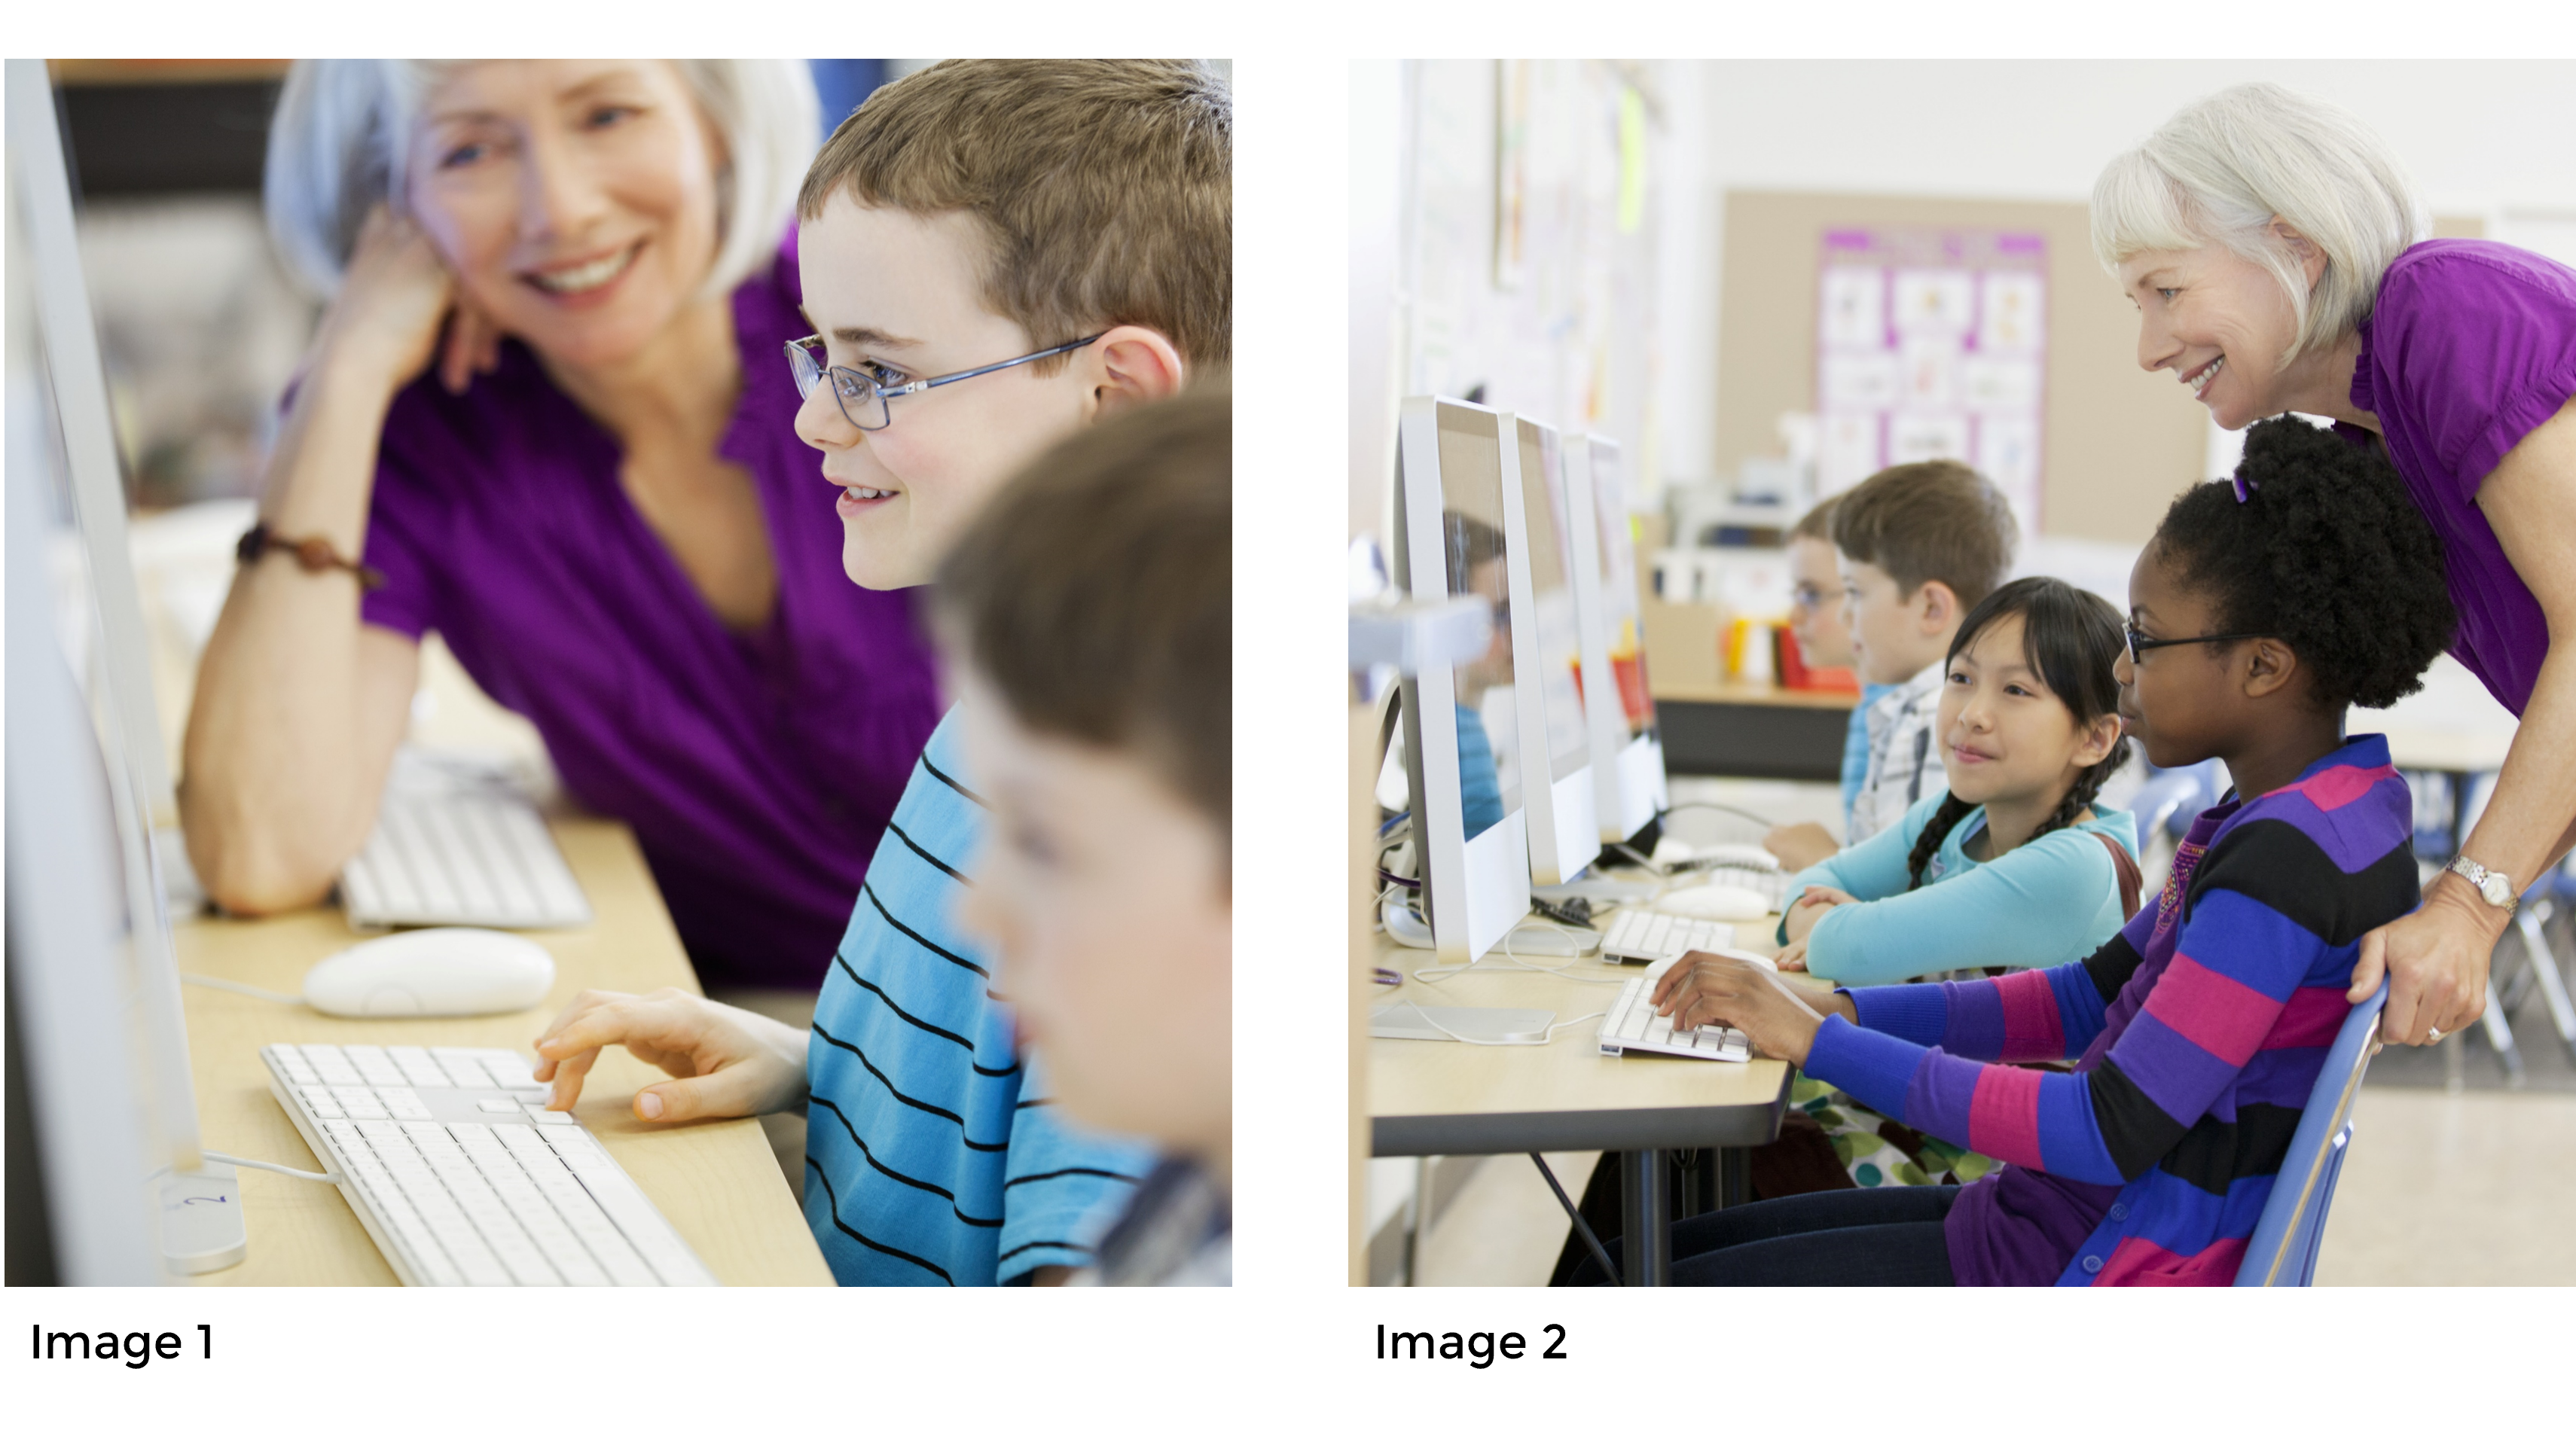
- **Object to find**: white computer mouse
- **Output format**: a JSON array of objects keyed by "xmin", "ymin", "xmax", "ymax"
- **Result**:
[
  {"xmin": 1656, "ymin": 883, "xmax": 1775, "ymax": 922},
  {"xmin": 303, "ymin": 928, "xmax": 556, "ymax": 1018}
]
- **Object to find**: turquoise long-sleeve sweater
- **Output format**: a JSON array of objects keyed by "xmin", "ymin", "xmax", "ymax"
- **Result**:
[{"xmin": 1780, "ymin": 789, "xmax": 2138, "ymax": 985}]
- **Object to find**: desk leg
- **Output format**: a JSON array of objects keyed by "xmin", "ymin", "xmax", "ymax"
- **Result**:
[
  {"xmin": 1619, "ymin": 1150, "xmax": 1672, "ymax": 1286},
  {"xmin": 1720, "ymin": 1147, "xmax": 1750, "ymax": 1209}
]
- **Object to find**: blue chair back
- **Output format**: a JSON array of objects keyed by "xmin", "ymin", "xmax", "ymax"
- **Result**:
[{"xmin": 2234, "ymin": 980, "xmax": 2388, "ymax": 1287}]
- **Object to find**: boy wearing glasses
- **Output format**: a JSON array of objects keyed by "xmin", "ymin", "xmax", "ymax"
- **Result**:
[{"xmin": 533, "ymin": 59, "xmax": 1228, "ymax": 1286}]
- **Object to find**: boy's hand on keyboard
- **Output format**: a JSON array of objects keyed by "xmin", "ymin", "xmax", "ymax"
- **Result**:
[
  {"xmin": 1649, "ymin": 953, "xmax": 1853, "ymax": 1065},
  {"xmin": 1780, "ymin": 886, "xmax": 1856, "ymax": 944},
  {"xmin": 533, "ymin": 989, "xmax": 810, "ymax": 1123}
]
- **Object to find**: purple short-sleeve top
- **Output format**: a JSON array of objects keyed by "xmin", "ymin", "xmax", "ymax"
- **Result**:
[
  {"xmin": 2349, "ymin": 238, "xmax": 2576, "ymax": 716},
  {"xmin": 356, "ymin": 239, "xmax": 943, "ymax": 989}
]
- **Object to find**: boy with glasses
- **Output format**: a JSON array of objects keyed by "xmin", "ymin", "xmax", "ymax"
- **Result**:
[{"xmin": 533, "ymin": 59, "xmax": 1228, "ymax": 1286}]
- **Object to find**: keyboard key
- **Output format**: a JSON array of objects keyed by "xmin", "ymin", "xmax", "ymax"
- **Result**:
[
  {"xmin": 345, "ymin": 1046, "xmax": 404, "ymax": 1087},
  {"xmin": 432, "ymin": 1048, "xmax": 495, "ymax": 1088},
  {"xmin": 304, "ymin": 1045, "xmax": 364, "ymax": 1086},
  {"xmin": 388, "ymin": 1047, "xmax": 450, "ymax": 1087}
]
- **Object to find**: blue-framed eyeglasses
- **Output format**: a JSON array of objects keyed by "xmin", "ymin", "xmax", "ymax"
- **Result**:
[{"xmin": 786, "ymin": 332, "xmax": 1104, "ymax": 431}]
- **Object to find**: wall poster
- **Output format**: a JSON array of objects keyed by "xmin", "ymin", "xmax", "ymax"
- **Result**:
[{"xmin": 1814, "ymin": 227, "xmax": 2047, "ymax": 532}]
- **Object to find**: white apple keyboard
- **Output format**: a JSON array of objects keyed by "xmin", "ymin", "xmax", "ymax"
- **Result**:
[
  {"xmin": 261, "ymin": 1043, "xmax": 714, "ymax": 1285},
  {"xmin": 340, "ymin": 752, "xmax": 589, "ymax": 931},
  {"xmin": 1598, "ymin": 975, "xmax": 1752, "ymax": 1062},
  {"xmin": 1601, "ymin": 908, "xmax": 1734, "ymax": 964}
]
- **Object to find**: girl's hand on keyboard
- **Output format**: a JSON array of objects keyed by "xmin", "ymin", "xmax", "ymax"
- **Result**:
[
  {"xmin": 1774, "ymin": 939, "xmax": 1809, "ymax": 972},
  {"xmin": 1780, "ymin": 886, "xmax": 1857, "ymax": 944},
  {"xmin": 534, "ymin": 988, "xmax": 810, "ymax": 1123},
  {"xmin": 1649, "ymin": 953, "xmax": 1853, "ymax": 1064}
]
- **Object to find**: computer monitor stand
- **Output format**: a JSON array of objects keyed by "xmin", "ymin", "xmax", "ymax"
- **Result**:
[{"xmin": 160, "ymin": 1163, "xmax": 248, "ymax": 1274}]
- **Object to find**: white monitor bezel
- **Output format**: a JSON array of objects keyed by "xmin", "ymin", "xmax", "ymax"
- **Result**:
[
  {"xmin": 1497, "ymin": 412, "xmax": 1601, "ymax": 886},
  {"xmin": 1563, "ymin": 433, "xmax": 1668, "ymax": 843},
  {"xmin": 1393, "ymin": 396, "xmax": 1531, "ymax": 965}
]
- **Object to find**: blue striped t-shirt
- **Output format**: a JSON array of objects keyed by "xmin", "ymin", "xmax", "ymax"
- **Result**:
[{"xmin": 803, "ymin": 706, "xmax": 1153, "ymax": 1284}]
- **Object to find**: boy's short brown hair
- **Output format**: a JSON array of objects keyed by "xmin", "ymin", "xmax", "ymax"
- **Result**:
[
  {"xmin": 1828, "ymin": 460, "xmax": 2017, "ymax": 611},
  {"xmin": 1789, "ymin": 494, "xmax": 1841, "ymax": 543},
  {"xmin": 932, "ymin": 389, "xmax": 1231, "ymax": 836},
  {"xmin": 798, "ymin": 59, "xmax": 1231, "ymax": 375}
]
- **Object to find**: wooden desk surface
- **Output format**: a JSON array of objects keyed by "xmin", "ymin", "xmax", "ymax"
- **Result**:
[
  {"xmin": 1653, "ymin": 677, "xmax": 1857, "ymax": 711},
  {"xmin": 176, "ymin": 816, "xmax": 834, "ymax": 1286},
  {"xmin": 1369, "ymin": 909, "xmax": 1793, "ymax": 1157}
]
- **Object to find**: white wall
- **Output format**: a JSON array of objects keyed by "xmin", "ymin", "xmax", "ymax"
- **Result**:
[{"xmin": 1665, "ymin": 59, "xmax": 2576, "ymax": 489}]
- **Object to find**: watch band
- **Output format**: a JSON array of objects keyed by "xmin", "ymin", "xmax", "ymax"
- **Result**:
[
  {"xmin": 237, "ymin": 523, "xmax": 386, "ymax": 593},
  {"xmin": 2444, "ymin": 854, "xmax": 2518, "ymax": 916}
]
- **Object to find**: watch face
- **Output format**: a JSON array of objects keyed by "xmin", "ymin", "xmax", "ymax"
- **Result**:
[{"xmin": 2482, "ymin": 873, "xmax": 2511, "ymax": 907}]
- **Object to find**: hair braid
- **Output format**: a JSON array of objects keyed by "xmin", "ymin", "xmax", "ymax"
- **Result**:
[
  {"xmin": 1904, "ymin": 792, "xmax": 1979, "ymax": 892},
  {"xmin": 2032, "ymin": 739, "xmax": 2132, "ymax": 849}
]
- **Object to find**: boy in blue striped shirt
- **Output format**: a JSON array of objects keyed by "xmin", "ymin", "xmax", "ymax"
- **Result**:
[
  {"xmin": 940, "ymin": 392, "xmax": 1232, "ymax": 1285},
  {"xmin": 534, "ymin": 60, "xmax": 1229, "ymax": 1284}
]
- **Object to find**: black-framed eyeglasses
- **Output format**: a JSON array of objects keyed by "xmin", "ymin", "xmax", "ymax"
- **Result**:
[
  {"xmin": 2125, "ymin": 623, "xmax": 2270, "ymax": 663},
  {"xmin": 785, "ymin": 332, "xmax": 1105, "ymax": 431}
]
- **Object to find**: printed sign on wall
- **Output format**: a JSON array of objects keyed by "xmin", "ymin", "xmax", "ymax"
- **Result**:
[{"xmin": 1815, "ymin": 227, "xmax": 2046, "ymax": 531}]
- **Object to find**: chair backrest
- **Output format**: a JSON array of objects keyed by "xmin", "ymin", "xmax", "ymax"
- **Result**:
[{"xmin": 2234, "ymin": 979, "xmax": 2388, "ymax": 1287}]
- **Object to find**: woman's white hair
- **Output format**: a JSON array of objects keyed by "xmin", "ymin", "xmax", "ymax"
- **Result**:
[
  {"xmin": 2090, "ymin": 82, "xmax": 2429, "ymax": 365},
  {"xmin": 263, "ymin": 59, "xmax": 817, "ymax": 302}
]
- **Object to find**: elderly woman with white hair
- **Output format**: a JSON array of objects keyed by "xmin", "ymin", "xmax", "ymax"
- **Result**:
[
  {"xmin": 183, "ymin": 60, "xmax": 942, "ymax": 994},
  {"xmin": 2092, "ymin": 82, "xmax": 2576, "ymax": 1048}
]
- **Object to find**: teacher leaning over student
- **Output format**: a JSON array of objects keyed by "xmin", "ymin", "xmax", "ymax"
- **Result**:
[{"xmin": 2090, "ymin": 82, "xmax": 2576, "ymax": 1047}]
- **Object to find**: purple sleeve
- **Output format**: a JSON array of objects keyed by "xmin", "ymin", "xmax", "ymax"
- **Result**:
[
  {"xmin": 1842, "ymin": 958, "xmax": 2102, "ymax": 1062},
  {"xmin": 2373, "ymin": 250, "xmax": 2576, "ymax": 493}
]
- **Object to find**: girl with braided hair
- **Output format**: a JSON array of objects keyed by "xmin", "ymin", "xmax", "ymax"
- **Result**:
[
  {"xmin": 1773, "ymin": 578, "xmax": 2141, "ymax": 986},
  {"xmin": 1717, "ymin": 579, "xmax": 2141, "ymax": 1196}
]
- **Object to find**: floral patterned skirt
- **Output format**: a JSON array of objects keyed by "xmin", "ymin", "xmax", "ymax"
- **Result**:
[{"xmin": 1752, "ymin": 1077, "xmax": 1999, "ymax": 1197}]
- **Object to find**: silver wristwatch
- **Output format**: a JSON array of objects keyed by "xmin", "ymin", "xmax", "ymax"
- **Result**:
[{"xmin": 2445, "ymin": 855, "xmax": 2518, "ymax": 916}]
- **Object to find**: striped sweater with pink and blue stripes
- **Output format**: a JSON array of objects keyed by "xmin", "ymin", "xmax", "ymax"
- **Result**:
[{"xmin": 1802, "ymin": 734, "xmax": 2417, "ymax": 1285}]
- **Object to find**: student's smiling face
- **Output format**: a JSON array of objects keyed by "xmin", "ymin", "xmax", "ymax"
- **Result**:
[
  {"xmin": 1934, "ymin": 611, "xmax": 2115, "ymax": 809},
  {"xmin": 951, "ymin": 667, "xmax": 1232, "ymax": 1161},
  {"xmin": 794, "ymin": 195, "xmax": 1094, "ymax": 590}
]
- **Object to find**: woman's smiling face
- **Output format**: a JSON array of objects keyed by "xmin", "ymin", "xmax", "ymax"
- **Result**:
[
  {"xmin": 404, "ymin": 59, "xmax": 725, "ymax": 370},
  {"xmin": 2119, "ymin": 241, "xmax": 2307, "ymax": 431}
]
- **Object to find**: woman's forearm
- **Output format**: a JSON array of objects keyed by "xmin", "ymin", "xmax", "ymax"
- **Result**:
[
  {"xmin": 2460, "ymin": 642, "xmax": 2576, "ymax": 883},
  {"xmin": 180, "ymin": 352, "xmax": 417, "ymax": 912}
]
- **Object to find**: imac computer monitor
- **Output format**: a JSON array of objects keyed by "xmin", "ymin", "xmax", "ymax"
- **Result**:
[
  {"xmin": 1563, "ymin": 434, "xmax": 1668, "ymax": 843},
  {"xmin": 1392, "ymin": 396, "xmax": 1531, "ymax": 964},
  {"xmin": 1499, "ymin": 413, "xmax": 1601, "ymax": 886},
  {"xmin": 7, "ymin": 57, "xmax": 241, "ymax": 1282}
]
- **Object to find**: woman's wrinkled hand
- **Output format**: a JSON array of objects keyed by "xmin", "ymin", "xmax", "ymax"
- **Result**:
[{"xmin": 533, "ymin": 987, "xmax": 810, "ymax": 1123}]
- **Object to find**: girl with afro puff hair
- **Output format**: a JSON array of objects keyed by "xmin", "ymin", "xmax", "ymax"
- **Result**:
[{"xmin": 1579, "ymin": 418, "xmax": 2452, "ymax": 1285}]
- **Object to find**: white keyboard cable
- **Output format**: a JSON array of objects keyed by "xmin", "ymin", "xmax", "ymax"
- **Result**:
[
  {"xmin": 1392, "ymin": 1002, "xmax": 1610, "ymax": 1047},
  {"xmin": 179, "ymin": 973, "xmax": 302, "ymax": 1005},
  {"xmin": 203, "ymin": 1151, "xmax": 343, "ymax": 1184}
]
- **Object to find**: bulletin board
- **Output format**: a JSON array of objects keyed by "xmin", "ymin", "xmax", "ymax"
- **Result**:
[
  {"xmin": 1399, "ymin": 60, "xmax": 1668, "ymax": 508},
  {"xmin": 1714, "ymin": 190, "xmax": 2211, "ymax": 545},
  {"xmin": 1814, "ymin": 227, "xmax": 2050, "ymax": 531}
]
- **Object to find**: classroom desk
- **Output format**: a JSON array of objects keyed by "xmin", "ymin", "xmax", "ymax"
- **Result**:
[
  {"xmin": 1652, "ymin": 678, "xmax": 1855, "ymax": 783},
  {"xmin": 174, "ymin": 814, "xmax": 835, "ymax": 1286},
  {"xmin": 1368, "ymin": 918, "xmax": 1794, "ymax": 1285}
]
